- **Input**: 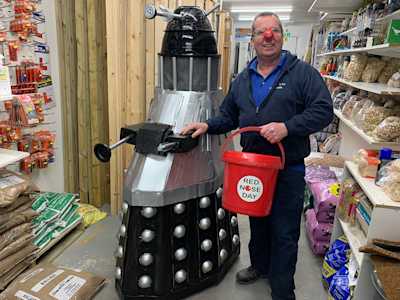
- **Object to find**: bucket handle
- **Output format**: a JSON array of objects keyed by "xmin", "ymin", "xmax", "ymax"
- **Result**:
[{"xmin": 222, "ymin": 126, "xmax": 286, "ymax": 170}]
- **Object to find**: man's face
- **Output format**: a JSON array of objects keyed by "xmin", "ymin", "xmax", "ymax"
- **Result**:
[{"xmin": 251, "ymin": 15, "xmax": 283, "ymax": 60}]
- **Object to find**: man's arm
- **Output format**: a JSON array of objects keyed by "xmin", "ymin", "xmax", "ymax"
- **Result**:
[{"xmin": 284, "ymin": 65, "xmax": 333, "ymax": 136}]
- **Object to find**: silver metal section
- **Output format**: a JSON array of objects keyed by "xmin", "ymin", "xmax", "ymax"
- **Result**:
[
  {"xmin": 174, "ymin": 203, "xmax": 186, "ymax": 214},
  {"xmin": 141, "ymin": 207, "xmax": 157, "ymax": 218},
  {"xmin": 202, "ymin": 261, "xmax": 213, "ymax": 273},
  {"xmin": 219, "ymin": 229, "xmax": 227, "ymax": 241},
  {"xmin": 139, "ymin": 253, "xmax": 154, "ymax": 267},
  {"xmin": 123, "ymin": 90, "xmax": 229, "ymax": 207},
  {"xmin": 175, "ymin": 270, "xmax": 187, "ymax": 284},
  {"xmin": 219, "ymin": 249, "xmax": 228, "ymax": 263},
  {"xmin": 172, "ymin": 57, "xmax": 177, "ymax": 90},
  {"xmin": 207, "ymin": 57, "xmax": 211, "ymax": 91},
  {"xmin": 122, "ymin": 202, "xmax": 129, "ymax": 214},
  {"xmin": 157, "ymin": 141, "xmax": 178, "ymax": 153},
  {"xmin": 216, "ymin": 187, "xmax": 223, "ymax": 198},
  {"xmin": 138, "ymin": 275, "xmax": 152, "ymax": 289},
  {"xmin": 141, "ymin": 229, "xmax": 155, "ymax": 243},
  {"xmin": 115, "ymin": 267, "xmax": 122, "ymax": 280},
  {"xmin": 201, "ymin": 239, "xmax": 212, "ymax": 252},
  {"xmin": 205, "ymin": 108, "xmax": 211, "ymax": 152},
  {"xmin": 217, "ymin": 208, "xmax": 225, "ymax": 220},
  {"xmin": 189, "ymin": 57, "xmax": 193, "ymax": 91},
  {"xmin": 199, "ymin": 218, "xmax": 211, "ymax": 230},
  {"xmin": 119, "ymin": 225, "xmax": 127, "ymax": 237},
  {"xmin": 174, "ymin": 225, "xmax": 186, "ymax": 238},
  {"xmin": 199, "ymin": 196, "xmax": 211, "ymax": 208},
  {"xmin": 231, "ymin": 216, "xmax": 238, "ymax": 227},
  {"xmin": 232, "ymin": 234, "xmax": 240, "ymax": 246},
  {"xmin": 174, "ymin": 248, "xmax": 187, "ymax": 261},
  {"xmin": 115, "ymin": 246, "xmax": 123, "ymax": 258},
  {"xmin": 160, "ymin": 56, "xmax": 164, "ymax": 90}
]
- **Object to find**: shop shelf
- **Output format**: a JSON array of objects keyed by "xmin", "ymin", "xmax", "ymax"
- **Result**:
[
  {"xmin": 325, "ymin": 75, "xmax": 400, "ymax": 95},
  {"xmin": 0, "ymin": 148, "xmax": 29, "ymax": 168},
  {"xmin": 346, "ymin": 161, "xmax": 400, "ymax": 208},
  {"xmin": 338, "ymin": 218, "xmax": 366, "ymax": 267},
  {"xmin": 317, "ymin": 43, "xmax": 400, "ymax": 58},
  {"xmin": 333, "ymin": 109, "xmax": 400, "ymax": 150}
]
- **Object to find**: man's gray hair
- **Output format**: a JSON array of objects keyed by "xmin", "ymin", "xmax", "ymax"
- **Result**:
[{"xmin": 251, "ymin": 12, "xmax": 284, "ymax": 35}]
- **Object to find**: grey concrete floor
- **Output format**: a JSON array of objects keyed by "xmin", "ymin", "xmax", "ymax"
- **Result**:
[{"xmin": 40, "ymin": 214, "xmax": 327, "ymax": 300}]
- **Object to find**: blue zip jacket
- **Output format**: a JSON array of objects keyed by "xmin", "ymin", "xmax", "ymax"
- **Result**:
[{"xmin": 207, "ymin": 51, "xmax": 333, "ymax": 166}]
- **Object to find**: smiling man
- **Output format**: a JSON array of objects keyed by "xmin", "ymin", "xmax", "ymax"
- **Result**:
[{"xmin": 182, "ymin": 12, "xmax": 333, "ymax": 300}]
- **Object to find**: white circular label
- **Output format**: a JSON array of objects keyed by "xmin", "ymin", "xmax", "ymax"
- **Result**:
[{"xmin": 236, "ymin": 175, "xmax": 263, "ymax": 202}]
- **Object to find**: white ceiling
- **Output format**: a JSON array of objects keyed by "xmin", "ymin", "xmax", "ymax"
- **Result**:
[{"xmin": 222, "ymin": 0, "xmax": 363, "ymax": 26}]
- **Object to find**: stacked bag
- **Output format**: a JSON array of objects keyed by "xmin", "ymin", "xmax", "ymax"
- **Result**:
[
  {"xmin": 322, "ymin": 236, "xmax": 357, "ymax": 300},
  {"xmin": 31, "ymin": 192, "xmax": 81, "ymax": 252},
  {"xmin": 0, "ymin": 170, "xmax": 38, "ymax": 290},
  {"xmin": 305, "ymin": 165, "xmax": 341, "ymax": 255}
]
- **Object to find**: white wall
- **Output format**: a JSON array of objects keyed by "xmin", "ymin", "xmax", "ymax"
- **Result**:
[{"xmin": 32, "ymin": 0, "xmax": 65, "ymax": 192}]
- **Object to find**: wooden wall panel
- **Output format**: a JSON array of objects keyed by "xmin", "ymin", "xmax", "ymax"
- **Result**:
[
  {"xmin": 105, "ymin": 0, "xmax": 127, "ymax": 213},
  {"xmin": 55, "ymin": 0, "xmax": 79, "ymax": 193},
  {"xmin": 145, "ymin": 0, "xmax": 156, "ymax": 115}
]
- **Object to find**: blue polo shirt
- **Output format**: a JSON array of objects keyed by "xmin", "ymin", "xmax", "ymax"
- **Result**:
[
  {"xmin": 249, "ymin": 52, "xmax": 287, "ymax": 107},
  {"xmin": 248, "ymin": 52, "xmax": 305, "ymax": 173}
]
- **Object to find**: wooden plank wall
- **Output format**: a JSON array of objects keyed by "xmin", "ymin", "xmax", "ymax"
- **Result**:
[
  {"xmin": 217, "ymin": 12, "xmax": 233, "ymax": 94},
  {"xmin": 56, "ymin": 1, "xmax": 109, "ymax": 207},
  {"xmin": 106, "ymin": 0, "xmax": 222, "ymax": 214},
  {"xmin": 55, "ymin": 0, "xmax": 79, "ymax": 193}
]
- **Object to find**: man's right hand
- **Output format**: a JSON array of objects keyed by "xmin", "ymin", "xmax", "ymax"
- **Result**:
[{"xmin": 181, "ymin": 122, "xmax": 209, "ymax": 138}]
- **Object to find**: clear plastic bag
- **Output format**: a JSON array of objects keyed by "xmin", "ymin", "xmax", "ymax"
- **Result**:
[
  {"xmin": 388, "ymin": 72, "xmax": 400, "ymax": 88},
  {"xmin": 361, "ymin": 106, "xmax": 393, "ymax": 134},
  {"xmin": 378, "ymin": 58, "xmax": 400, "ymax": 84},
  {"xmin": 342, "ymin": 95, "xmax": 362, "ymax": 119},
  {"xmin": 0, "ymin": 171, "xmax": 31, "ymax": 208},
  {"xmin": 351, "ymin": 98, "xmax": 370, "ymax": 122},
  {"xmin": 372, "ymin": 116, "xmax": 400, "ymax": 142},
  {"xmin": 361, "ymin": 57, "xmax": 386, "ymax": 83},
  {"xmin": 344, "ymin": 54, "xmax": 368, "ymax": 82},
  {"xmin": 353, "ymin": 100, "xmax": 377, "ymax": 128}
]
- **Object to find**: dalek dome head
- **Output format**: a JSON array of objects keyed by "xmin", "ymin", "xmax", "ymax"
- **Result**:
[{"xmin": 161, "ymin": 6, "xmax": 218, "ymax": 57}]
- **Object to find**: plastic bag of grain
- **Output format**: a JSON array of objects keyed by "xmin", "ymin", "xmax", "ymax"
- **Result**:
[
  {"xmin": 341, "ymin": 95, "xmax": 362, "ymax": 119},
  {"xmin": 0, "ymin": 170, "xmax": 31, "ymax": 208},
  {"xmin": 344, "ymin": 54, "xmax": 368, "ymax": 82},
  {"xmin": 372, "ymin": 116, "xmax": 400, "ymax": 141},
  {"xmin": 361, "ymin": 57, "xmax": 386, "ymax": 83},
  {"xmin": 378, "ymin": 58, "xmax": 400, "ymax": 84},
  {"xmin": 361, "ymin": 106, "xmax": 394, "ymax": 134},
  {"xmin": 0, "ymin": 264, "xmax": 106, "ymax": 300}
]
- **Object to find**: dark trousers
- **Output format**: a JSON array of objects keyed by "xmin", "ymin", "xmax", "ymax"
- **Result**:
[{"xmin": 248, "ymin": 168, "xmax": 305, "ymax": 300}]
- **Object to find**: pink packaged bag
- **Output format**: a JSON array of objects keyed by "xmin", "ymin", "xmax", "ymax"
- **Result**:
[
  {"xmin": 315, "ymin": 209, "xmax": 335, "ymax": 224},
  {"xmin": 309, "ymin": 179, "xmax": 340, "ymax": 214},
  {"xmin": 305, "ymin": 215, "xmax": 330, "ymax": 255},
  {"xmin": 305, "ymin": 209, "xmax": 333, "ymax": 242}
]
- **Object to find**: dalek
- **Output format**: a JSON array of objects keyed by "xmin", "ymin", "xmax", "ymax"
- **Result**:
[{"xmin": 95, "ymin": 4, "xmax": 240, "ymax": 300}]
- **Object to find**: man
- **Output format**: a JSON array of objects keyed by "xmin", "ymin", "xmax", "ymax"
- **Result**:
[{"xmin": 182, "ymin": 12, "xmax": 333, "ymax": 300}]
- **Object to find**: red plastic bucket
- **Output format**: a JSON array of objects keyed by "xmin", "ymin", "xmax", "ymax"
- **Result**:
[{"xmin": 221, "ymin": 126, "xmax": 285, "ymax": 217}]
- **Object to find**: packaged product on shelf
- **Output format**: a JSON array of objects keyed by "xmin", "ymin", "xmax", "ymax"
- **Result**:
[
  {"xmin": 358, "ymin": 156, "xmax": 380, "ymax": 178},
  {"xmin": 342, "ymin": 95, "xmax": 362, "ymax": 119},
  {"xmin": 343, "ymin": 54, "xmax": 368, "ymax": 82},
  {"xmin": 322, "ymin": 235, "xmax": 351, "ymax": 287},
  {"xmin": 387, "ymin": 72, "xmax": 400, "ymax": 88},
  {"xmin": 361, "ymin": 106, "xmax": 393, "ymax": 134},
  {"xmin": 337, "ymin": 178, "xmax": 361, "ymax": 222},
  {"xmin": 377, "ymin": 57, "xmax": 400, "ymax": 83},
  {"xmin": 353, "ymin": 99, "xmax": 377, "ymax": 128},
  {"xmin": 377, "ymin": 159, "xmax": 400, "ymax": 202},
  {"xmin": 309, "ymin": 179, "xmax": 340, "ymax": 214},
  {"xmin": 0, "ymin": 264, "xmax": 105, "ymax": 300},
  {"xmin": 350, "ymin": 97, "xmax": 370, "ymax": 121},
  {"xmin": 319, "ymin": 133, "xmax": 341, "ymax": 154},
  {"xmin": 0, "ymin": 223, "xmax": 33, "ymax": 250},
  {"xmin": 0, "ymin": 170, "xmax": 31, "ymax": 208},
  {"xmin": 305, "ymin": 209, "xmax": 333, "ymax": 242},
  {"xmin": 372, "ymin": 116, "xmax": 400, "ymax": 141},
  {"xmin": 333, "ymin": 92, "xmax": 347, "ymax": 110},
  {"xmin": 328, "ymin": 265, "xmax": 351, "ymax": 300},
  {"xmin": 361, "ymin": 57, "xmax": 386, "ymax": 83}
]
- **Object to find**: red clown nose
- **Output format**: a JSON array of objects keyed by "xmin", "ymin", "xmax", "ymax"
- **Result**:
[{"xmin": 263, "ymin": 29, "xmax": 273, "ymax": 40}]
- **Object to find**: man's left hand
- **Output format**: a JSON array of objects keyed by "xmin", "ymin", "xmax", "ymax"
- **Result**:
[{"xmin": 259, "ymin": 122, "xmax": 288, "ymax": 144}]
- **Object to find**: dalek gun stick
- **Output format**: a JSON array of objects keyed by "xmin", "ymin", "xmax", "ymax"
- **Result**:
[{"xmin": 94, "ymin": 4, "xmax": 239, "ymax": 300}]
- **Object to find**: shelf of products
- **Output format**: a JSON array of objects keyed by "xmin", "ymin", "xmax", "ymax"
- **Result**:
[
  {"xmin": 325, "ymin": 75, "xmax": 400, "ymax": 95},
  {"xmin": 318, "ymin": 43, "xmax": 400, "ymax": 58},
  {"xmin": 338, "ymin": 218, "xmax": 366, "ymax": 267},
  {"xmin": 339, "ymin": 9, "xmax": 400, "ymax": 36},
  {"xmin": 334, "ymin": 109, "xmax": 400, "ymax": 150},
  {"xmin": 0, "ymin": 148, "xmax": 29, "ymax": 168},
  {"xmin": 346, "ymin": 161, "xmax": 400, "ymax": 208}
]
